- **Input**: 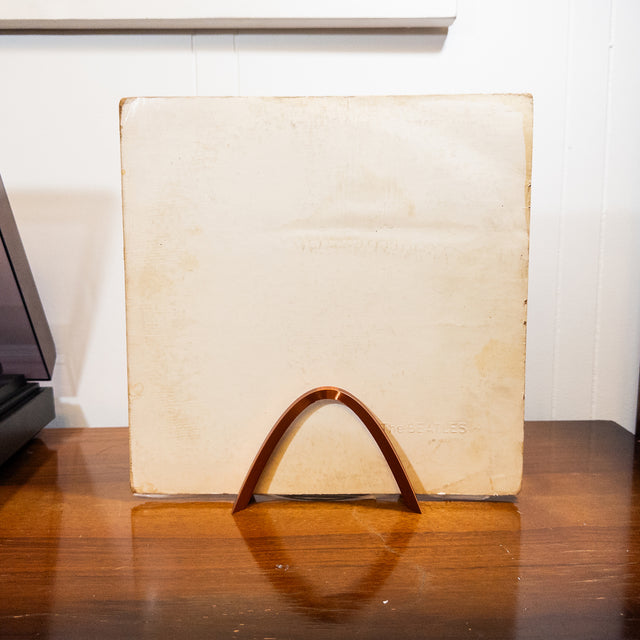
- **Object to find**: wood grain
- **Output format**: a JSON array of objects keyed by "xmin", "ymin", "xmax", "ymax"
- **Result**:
[{"xmin": 0, "ymin": 421, "xmax": 639, "ymax": 639}]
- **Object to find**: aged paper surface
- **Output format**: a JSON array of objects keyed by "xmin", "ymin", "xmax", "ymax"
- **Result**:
[{"xmin": 121, "ymin": 95, "xmax": 532, "ymax": 497}]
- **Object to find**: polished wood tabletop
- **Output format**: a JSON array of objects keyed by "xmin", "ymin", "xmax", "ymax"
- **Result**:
[{"xmin": 1, "ymin": 421, "xmax": 639, "ymax": 639}]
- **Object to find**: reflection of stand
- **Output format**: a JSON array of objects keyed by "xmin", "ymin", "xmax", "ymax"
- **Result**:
[
  {"xmin": 0, "ymin": 370, "xmax": 55, "ymax": 466},
  {"xmin": 232, "ymin": 386, "xmax": 422, "ymax": 514},
  {"xmin": 234, "ymin": 502, "xmax": 418, "ymax": 624}
]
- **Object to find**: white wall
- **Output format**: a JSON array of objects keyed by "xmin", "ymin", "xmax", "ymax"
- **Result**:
[{"xmin": 0, "ymin": 0, "xmax": 638, "ymax": 431}]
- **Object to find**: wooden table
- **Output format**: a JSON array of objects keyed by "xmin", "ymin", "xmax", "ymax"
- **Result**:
[{"xmin": 1, "ymin": 421, "xmax": 639, "ymax": 639}]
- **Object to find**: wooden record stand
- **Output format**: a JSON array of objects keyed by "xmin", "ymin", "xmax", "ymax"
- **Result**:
[{"xmin": 232, "ymin": 386, "xmax": 422, "ymax": 514}]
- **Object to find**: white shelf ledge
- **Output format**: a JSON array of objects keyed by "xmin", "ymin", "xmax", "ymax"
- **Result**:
[{"xmin": 0, "ymin": 0, "xmax": 456, "ymax": 30}]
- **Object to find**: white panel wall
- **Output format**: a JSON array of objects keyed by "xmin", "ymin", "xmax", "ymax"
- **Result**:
[
  {"xmin": 593, "ymin": 0, "xmax": 640, "ymax": 429},
  {"xmin": 0, "ymin": 0, "xmax": 638, "ymax": 431},
  {"xmin": 551, "ymin": 2, "xmax": 612, "ymax": 418},
  {"xmin": 0, "ymin": 35, "xmax": 197, "ymax": 427}
]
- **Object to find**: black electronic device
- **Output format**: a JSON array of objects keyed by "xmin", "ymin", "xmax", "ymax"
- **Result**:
[{"xmin": 0, "ymin": 175, "xmax": 55, "ymax": 466}]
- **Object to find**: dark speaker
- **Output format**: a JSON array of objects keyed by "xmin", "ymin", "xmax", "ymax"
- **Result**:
[{"xmin": 0, "ymin": 174, "xmax": 56, "ymax": 465}]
